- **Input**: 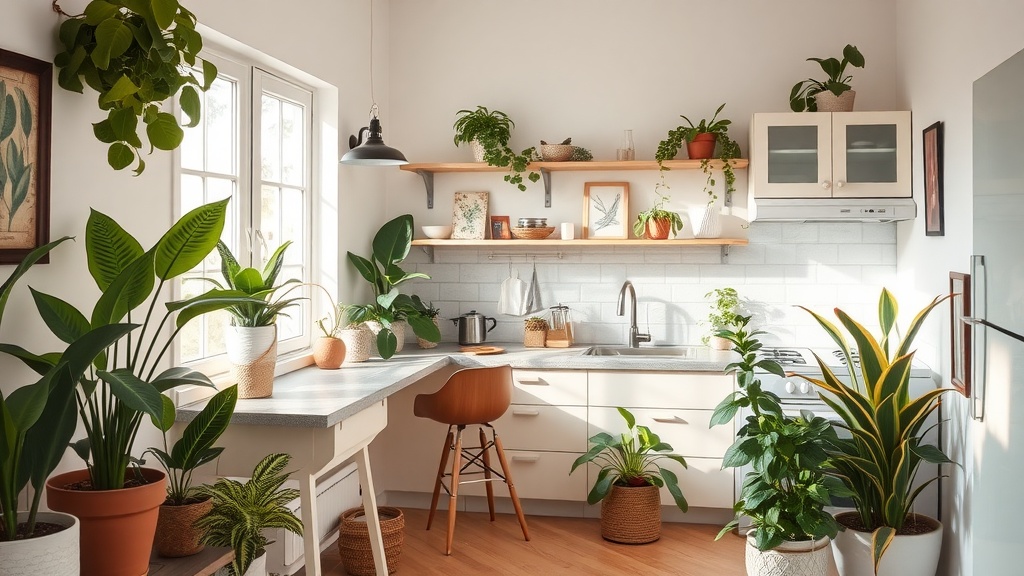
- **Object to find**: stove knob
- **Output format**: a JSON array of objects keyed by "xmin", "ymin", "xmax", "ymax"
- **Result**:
[
  {"xmin": 798, "ymin": 381, "xmax": 811, "ymax": 394},
  {"xmin": 784, "ymin": 381, "xmax": 796, "ymax": 394}
]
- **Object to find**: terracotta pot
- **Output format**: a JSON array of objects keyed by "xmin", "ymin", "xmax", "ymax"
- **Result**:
[
  {"xmin": 0, "ymin": 511, "xmax": 79, "ymax": 576},
  {"xmin": 313, "ymin": 336, "xmax": 347, "ymax": 369},
  {"xmin": 686, "ymin": 132, "xmax": 717, "ymax": 160},
  {"xmin": 155, "ymin": 497, "xmax": 213, "ymax": 558},
  {"xmin": 745, "ymin": 534, "xmax": 831, "ymax": 576},
  {"xmin": 831, "ymin": 512, "xmax": 941, "ymax": 576},
  {"xmin": 599, "ymin": 484, "xmax": 661, "ymax": 544},
  {"xmin": 814, "ymin": 90, "xmax": 856, "ymax": 112},
  {"xmin": 645, "ymin": 218, "xmax": 672, "ymax": 240},
  {"xmin": 46, "ymin": 468, "xmax": 167, "ymax": 576}
]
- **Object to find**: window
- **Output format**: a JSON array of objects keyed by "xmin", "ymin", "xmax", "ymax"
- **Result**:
[{"xmin": 176, "ymin": 52, "xmax": 313, "ymax": 375}]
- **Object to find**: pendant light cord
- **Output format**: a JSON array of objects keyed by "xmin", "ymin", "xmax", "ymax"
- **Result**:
[{"xmin": 368, "ymin": 0, "xmax": 377, "ymax": 119}]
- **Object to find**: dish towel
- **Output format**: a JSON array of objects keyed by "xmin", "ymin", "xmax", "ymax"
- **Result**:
[
  {"xmin": 497, "ymin": 265, "xmax": 528, "ymax": 316},
  {"xmin": 522, "ymin": 261, "xmax": 544, "ymax": 315}
]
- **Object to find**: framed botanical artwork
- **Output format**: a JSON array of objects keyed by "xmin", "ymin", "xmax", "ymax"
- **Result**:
[
  {"xmin": 489, "ymin": 215, "xmax": 511, "ymax": 239},
  {"xmin": 0, "ymin": 49, "xmax": 52, "ymax": 263},
  {"xmin": 950, "ymin": 271, "xmax": 971, "ymax": 397},
  {"xmin": 923, "ymin": 121, "xmax": 944, "ymax": 237},
  {"xmin": 582, "ymin": 182, "xmax": 629, "ymax": 239},
  {"xmin": 451, "ymin": 191, "xmax": 489, "ymax": 239}
]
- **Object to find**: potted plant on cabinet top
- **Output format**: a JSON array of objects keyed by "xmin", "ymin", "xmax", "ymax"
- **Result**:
[
  {"xmin": 795, "ymin": 289, "xmax": 954, "ymax": 576},
  {"xmin": 789, "ymin": 44, "xmax": 865, "ymax": 112},
  {"xmin": 196, "ymin": 453, "xmax": 303, "ymax": 576},
  {"xmin": 53, "ymin": 0, "xmax": 217, "ymax": 174},
  {"xmin": 632, "ymin": 186, "xmax": 683, "ymax": 240},
  {"xmin": 147, "ymin": 385, "xmax": 238, "ymax": 558},
  {"xmin": 346, "ymin": 214, "xmax": 441, "ymax": 359},
  {"xmin": 13, "ymin": 199, "xmax": 253, "ymax": 576},
  {"xmin": 452, "ymin": 105, "xmax": 540, "ymax": 191},
  {"xmin": 712, "ymin": 315, "xmax": 844, "ymax": 576},
  {"xmin": 570, "ymin": 407, "xmax": 688, "ymax": 544},
  {"xmin": 211, "ymin": 240, "xmax": 304, "ymax": 398},
  {"xmin": 704, "ymin": 287, "xmax": 740, "ymax": 349}
]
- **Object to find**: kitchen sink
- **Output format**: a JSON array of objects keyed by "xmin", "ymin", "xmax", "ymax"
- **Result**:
[{"xmin": 580, "ymin": 345, "xmax": 701, "ymax": 357}]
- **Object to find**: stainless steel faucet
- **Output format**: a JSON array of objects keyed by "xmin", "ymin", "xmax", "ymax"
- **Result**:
[{"xmin": 617, "ymin": 280, "xmax": 651, "ymax": 348}]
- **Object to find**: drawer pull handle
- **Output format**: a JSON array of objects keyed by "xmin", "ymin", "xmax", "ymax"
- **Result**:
[
  {"xmin": 512, "ymin": 408, "xmax": 540, "ymax": 416},
  {"xmin": 511, "ymin": 455, "xmax": 540, "ymax": 462},
  {"xmin": 516, "ymin": 379, "xmax": 548, "ymax": 386},
  {"xmin": 653, "ymin": 416, "xmax": 687, "ymax": 424}
]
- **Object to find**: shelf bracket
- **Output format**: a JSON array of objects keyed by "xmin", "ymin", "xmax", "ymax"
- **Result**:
[
  {"xmin": 724, "ymin": 189, "xmax": 733, "ymax": 208},
  {"xmin": 720, "ymin": 245, "xmax": 731, "ymax": 263},
  {"xmin": 415, "ymin": 170, "xmax": 434, "ymax": 209},
  {"xmin": 540, "ymin": 168, "xmax": 552, "ymax": 208},
  {"xmin": 418, "ymin": 245, "xmax": 435, "ymax": 263}
]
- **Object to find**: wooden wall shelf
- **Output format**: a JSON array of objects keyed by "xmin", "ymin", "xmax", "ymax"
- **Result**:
[{"xmin": 412, "ymin": 237, "xmax": 748, "ymax": 263}]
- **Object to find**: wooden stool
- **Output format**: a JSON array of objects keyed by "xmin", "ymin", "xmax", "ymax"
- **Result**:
[{"xmin": 413, "ymin": 365, "xmax": 530, "ymax": 555}]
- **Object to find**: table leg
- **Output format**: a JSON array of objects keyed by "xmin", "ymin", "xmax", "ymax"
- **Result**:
[
  {"xmin": 356, "ymin": 446, "xmax": 387, "ymax": 576},
  {"xmin": 299, "ymin": 472, "xmax": 322, "ymax": 576}
]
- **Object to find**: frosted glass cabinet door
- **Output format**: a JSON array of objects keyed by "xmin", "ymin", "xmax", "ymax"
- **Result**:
[
  {"xmin": 832, "ymin": 111, "xmax": 912, "ymax": 198},
  {"xmin": 751, "ymin": 113, "xmax": 833, "ymax": 198}
]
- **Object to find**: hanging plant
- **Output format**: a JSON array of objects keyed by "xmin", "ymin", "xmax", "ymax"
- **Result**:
[{"xmin": 52, "ymin": 0, "xmax": 216, "ymax": 175}]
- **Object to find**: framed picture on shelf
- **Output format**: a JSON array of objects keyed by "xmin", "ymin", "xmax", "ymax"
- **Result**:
[
  {"xmin": 949, "ymin": 271, "xmax": 971, "ymax": 397},
  {"xmin": 451, "ymin": 191, "xmax": 489, "ymax": 239},
  {"xmin": 924, "ymin": 121, "xmax": 944, "ymax": 236},
  {"xmin": 0, "ymin": 49, "xmax": 52, "ymax": 263},
  {"xmin": 490, "ymin": 215, "xmax": 511, "ymax": 239},
  {"xmin": 582, "ymin": 182, "xmax": 629, "ymax": 239}
]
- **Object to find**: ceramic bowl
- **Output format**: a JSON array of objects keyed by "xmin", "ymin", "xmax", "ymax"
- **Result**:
[{"xmin": 421, "ymin": 225, "xmax": 452, "ymax": 239}]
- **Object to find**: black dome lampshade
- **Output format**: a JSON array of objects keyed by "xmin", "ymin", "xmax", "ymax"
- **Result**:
[{"xmin": 340, "ymin": 108, "xmax": 408, "ymax": 166}]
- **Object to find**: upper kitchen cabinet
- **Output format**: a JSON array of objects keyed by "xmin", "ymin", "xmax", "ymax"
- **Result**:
[{"xmin": 750, "ymin": 111, "xmax": 911, "ymax": 199}]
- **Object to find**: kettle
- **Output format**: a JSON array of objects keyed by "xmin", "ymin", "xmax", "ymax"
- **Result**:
[{"xmin": 451, "ymin": 310, "xmax": 497, "ymax": 345}]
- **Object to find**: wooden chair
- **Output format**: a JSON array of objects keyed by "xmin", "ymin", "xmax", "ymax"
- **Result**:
[{"xmin": 413, "ymin": 365, "xmax": 530, "ymax": 555}]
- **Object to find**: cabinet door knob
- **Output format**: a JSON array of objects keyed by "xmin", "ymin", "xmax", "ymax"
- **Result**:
[
  {"xmin": 836, "ymin": 180, "xmax": 846, "ymax": 188},
  {"xmin": 821, "ymin": 180, "xmax": 832, "ymax": 189}
]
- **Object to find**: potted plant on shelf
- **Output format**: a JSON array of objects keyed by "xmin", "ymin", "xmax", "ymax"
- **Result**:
[
  {"xmin": 569, "ymin": 407, "xmax": 688, "ymax": 544},
  {"xmin": 452, "ymin": 105, "xmax": 540, "ymax": 191},
  {"xmin": 346, "ymin": 214, "xmax": 441, "ymax": 359},
  {"xmin": 795, "ymin": 289, "xmax": 954, "ymax": 576},
  {"xmin": 211, "ymin": 240, "xmax": 304, "ymax": 397},
  {"xmin": 13, "ymin": 199, "xmax": 255, "ymax": 576},
  {"xmin": 53, "ymin": 0, "xmax": 216, "ymax": 174},
  {"xmin": 712, "ymin": 315, "xmax": 843, "ymax": 576},
  {"xmin": 704, "ymin": 287, "xmax": 740, "ymax": 349},
  {"xmin": 412, "ymin": 296, "xmax": 442, "ymax": 349},
  {"xmin": 656, "ymin": 103, "xmax": 732, "ymax": 162},
  {"xmin": 789, "ymin": 44, "xmax": 866, "ymax": 112},
  {"xmin": 147, "ymin": 385, "xmax": 238, "ymax": 558},
  {"xmin": 632, "ymin": 186, "xmax": 683, "ymax": 240},
  {"xmin": 196, "ymin": 453, "xmax": 303, "ymax": 576}
]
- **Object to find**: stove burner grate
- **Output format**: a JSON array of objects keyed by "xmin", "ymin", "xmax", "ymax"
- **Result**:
[{"xmin": 759, "ymin": 348, "xmax": 809, "ymax": 365}]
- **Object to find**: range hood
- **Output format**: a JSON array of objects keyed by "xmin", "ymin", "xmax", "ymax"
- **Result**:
[{"xmin": 748, "ymin": 197, "xmax": 917, "ymax": 222}]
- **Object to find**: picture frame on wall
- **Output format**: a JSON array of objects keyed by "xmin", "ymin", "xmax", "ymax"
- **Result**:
[
  {"xmin": 924, "ymin": 121, "xmax": 944, "ymax": 236},
  {"xmin": 950, "ymin": 271, "xmax": 971, "ymax": 397},
  {"xmin": 582, "ymin": 182, "xmax": 629, "ymax": 239},
  {"xmin": 490, "ymin": 215, "xmax": 511, "ymax": 239},
  {"xmin": 0, "ymin": 48, "xmax": 52, "ymax": 263}
]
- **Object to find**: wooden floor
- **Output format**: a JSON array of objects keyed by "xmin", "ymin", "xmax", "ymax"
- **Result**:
[{"xmin": 308, "ymin": 508, "xmax": 840, "ymax": 575}]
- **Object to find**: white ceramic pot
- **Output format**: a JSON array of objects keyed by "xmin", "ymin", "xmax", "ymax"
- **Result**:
[
  {"xmin": 226, "ymin": 325, "xmax": 278, "ymax": 398},
  {"xmin": 226, "ymin": 325, "xmax": 278, "ymax": 364},
  {"xmin": 470, "ymin": 139, "xmax": 486, "ymax": 162},
  {"xmin": 694, "ymin": 202, "xmax": 723, "ymax": 239},
  {"xmin": 831, "ymin": 513, "xmax": 942, "ymax": 576},
  {"xmin": 745, "ymin": 535, "xmax": 830, "ymax": 576},
  {"xmin": 0, "ymin": 511, "xmax": 80, "ymax": 576},
  {"xmin": 242, "ymin": 550, "xmax": 268, "ymax": 576},
  {"xmin": 339, "ymin": 326, "xmax": 372, "ymax": 363},
  {"xmin": 709, "ymin": 334, "xmax": 733, "ymax": 350},
  {"xmin": 365, "ymin": 320, "xmax": 407, "ymax": 356}
]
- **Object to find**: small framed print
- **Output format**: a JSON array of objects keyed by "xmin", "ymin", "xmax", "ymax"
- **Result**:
[
  {"xmin": 490, "ymin": 215, "xmax": 511, "ymax": 239},
  {"xmin": 583, "ymin": 182, "xmax": 629, "ymax": 239},
  {"xmin": 451, "ymin": 191, "xmax": 489, "ymax": 239},
  {"xmin": 950, "ymin": 271, "xmax": 971, "ymax": 397},
  {"xmin": 924, "ymin": 121, "xmax": 944, "ymax": 237}
]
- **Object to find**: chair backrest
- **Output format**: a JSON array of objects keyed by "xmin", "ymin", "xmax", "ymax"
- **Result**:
[{"xmin": 413, "ymin": 365, "xmax": 514, "ymax": 425}]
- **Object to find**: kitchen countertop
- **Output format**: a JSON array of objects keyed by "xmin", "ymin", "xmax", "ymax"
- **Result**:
[{"xmin": 175, "ymin": 343, "xmax": 735, "ymax": 428}]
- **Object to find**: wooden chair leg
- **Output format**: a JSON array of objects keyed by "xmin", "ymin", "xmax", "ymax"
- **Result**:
[
  {"xmin": 480, "ymin": 427, "xmax": 496, "ymax": 521},
  {"xmin": 446, "ymin": 426, "xmax": 465, "ymax": 555},
  {"xmin": 492, "ymin": 431, "xmax": 530, "ymax": 542},
  {"xmin": 426, "ymin": 427, "xmax": 453, "ymax": 531}
]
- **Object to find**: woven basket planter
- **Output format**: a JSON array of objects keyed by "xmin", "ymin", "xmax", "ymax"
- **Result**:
[
  {"xmin": 338, "ymin": 506, "xmax": 404, "ymax": 575},
  {"xmin": 524, "ymin": 329, "xmax": 547, "ymax": 347},
  {"xmin": 417, "ymin": 317, "xmax": 440, "ymax": 349},
  {"xmin": 600, "ymin": 484, "xmax": 661, "ymax": 544}
]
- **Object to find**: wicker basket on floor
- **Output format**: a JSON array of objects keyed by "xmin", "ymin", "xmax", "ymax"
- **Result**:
[
  {"xmin": 338, "ymin": 506, "xmax": 404, "ymax": 575},
  {"xmin": 600, "ymin": 484, "xmax": 661, "ymax": 544}
]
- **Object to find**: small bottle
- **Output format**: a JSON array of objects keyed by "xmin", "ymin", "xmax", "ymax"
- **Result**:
[{"xmin": 617, "ymin": 129, "xmax": 635, "ymax": 161}]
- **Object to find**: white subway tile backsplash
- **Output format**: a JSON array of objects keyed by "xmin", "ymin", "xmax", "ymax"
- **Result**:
[
  {"xmin": 795, "ymin": 244, "xmax": 839, "ymax": 265},
  {"xmin": 747, "ymin": 222, "xmax": 783, "ymax": 244},
  {"xmin": 765, "ymin": 244, "xmax": 798, "ymax": 265},
  {"xmin": 836, "ymin": 244, "xmax": 882, "ymax": 265},
  {"xmin": 440, "ymin": 283, "xmax": 479, "ymax": 301},
  {"xmin": 625, "ymin": 264, "xmax": 668, "ymax": 282},
  {"xmin": 459, "ymin": 263, "xmax": 506, "ymax": 283},
  {"xmin": 726, "ymin": 244, "xmax": 766, "ymax": 265},
  {"xmin": 816, "ymin": 265, "xmax": 863, "ymax": 285},
  {"xmin": 827, "ymin": 223, "xmax": 864, "ymax": 243},
  {"xmin": 863, "ymin": 223, "xmax": 897, "ymax": 243},
  {"xmin": 782, "ymin": 224, "xmax": 820, "ymax": 243},
  {"xmin": 663, "ymin": 265, "xmax": 701, "ymax": 281},
  {"xmin": 416, "ymin": 263, "xmax": 460, "ymax": 283}
]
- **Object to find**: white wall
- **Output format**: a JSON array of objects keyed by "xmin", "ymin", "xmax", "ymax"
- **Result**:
[
  {"xmin": 895, "ymin": 2, "xmax": 1024, "ymax": 574},
  {"xmin": 0, "ymin": 0, "xmax": 387, "ymax": 486}
]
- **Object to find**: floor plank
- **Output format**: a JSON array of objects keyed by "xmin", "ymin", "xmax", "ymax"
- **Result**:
[{"xmin": 307, "ymin": 508, "xmax": 841, "ymax": 575}]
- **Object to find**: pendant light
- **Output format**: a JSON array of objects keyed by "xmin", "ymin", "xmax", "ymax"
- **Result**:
[{"xmin": 340, "ymin": 0, "xmax": 408, "ymax": 166}]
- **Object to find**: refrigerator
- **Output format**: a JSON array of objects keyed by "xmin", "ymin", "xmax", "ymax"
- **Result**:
[{"xmin": 970, "ymin": 46, "xmax": 1024, "ymax": 574}]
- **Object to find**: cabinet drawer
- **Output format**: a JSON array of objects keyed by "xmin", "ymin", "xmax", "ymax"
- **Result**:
[
  {"xmin": 460, "ymin": 450, "xmax": 586, "ymax": 501},
  {"xmin": 511, "ymin": 369, "xmax": 587, "ymax": 406},
  {"xmin": 587, "ymin": 407, "xmax": 732, "ymax": 459},
  {"xmin": 492, "ymin": 405, "xmax": 587, "ymax": 452},
  {"xmin": 588, "ymin": 371, "xmax": 731, "ymax": 410}
]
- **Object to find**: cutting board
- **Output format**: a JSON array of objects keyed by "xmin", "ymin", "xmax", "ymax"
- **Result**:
[{"xmin": 459, "ymin": 346, "xmax": 505, "ymax": 355}]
